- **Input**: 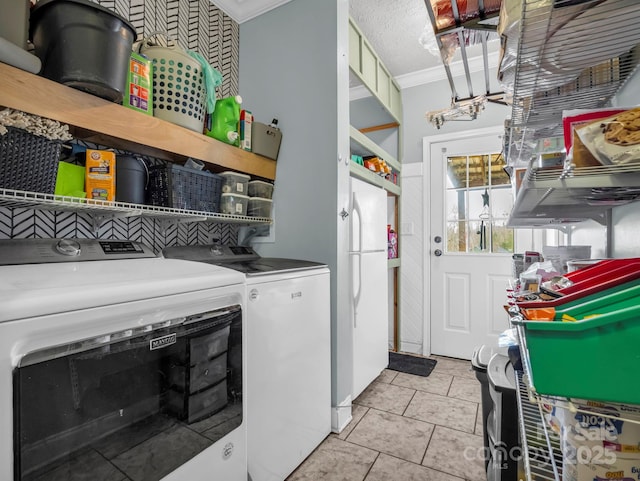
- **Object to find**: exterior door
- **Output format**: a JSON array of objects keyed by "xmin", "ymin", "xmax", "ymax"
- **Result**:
[{"xmin": 427, "ymin": 129, "xmax": 513, "ymax": 360}]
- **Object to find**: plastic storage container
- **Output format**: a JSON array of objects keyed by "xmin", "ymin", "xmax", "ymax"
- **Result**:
[
  {"xmin": 542, "ymin": 245, "xmax": 591, "ymax": 274},
  {"xmin": 146, "ymin": 164, "xmax": 223, "ymax": 212},
  {"xmin": 247, "ymin": 197, "xmax": 273, "ymax": 218},
  {"xmin": 219, "ymin": 171, "xmax": 250, "ymax": 195},
  {"xmin": 252, "ymin": 122, "xmax": 282, "ymax": 160},
  {"xmin": 521, "ymin": 279, "xmax": 640, "ymax": 321},
  {"xmin": 516, "ymin": 260, "xmax": 640, "ymax": 309},
  {"xmin": 116, "ymin": 156, "xmax": 147, "ymax": 204},
  {"xmin": 30, "ymin": 0, "xmax": 137, "ymax": 103},
  {"xmin": 514, "ymin": 305, "xmax": 640, "ymax": 404},
  {"xmin": 220, "ymin": 193, "xmax": 249, "ymax": 216},
  {"xmin": 472, "ymin": 345, "xmax": 494, "ymax": 472},
  {"xmin": 0, "ymin": 127, "xmax": 63, "ymax": 194},
  {"xmin": 247, "ymin": 180, "xmax": 274, "ymax": 199}
]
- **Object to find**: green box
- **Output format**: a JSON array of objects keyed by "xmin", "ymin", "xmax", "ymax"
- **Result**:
[{"xmin": 123, "ymin": 52, "xmax": 153, "ymax": 115}]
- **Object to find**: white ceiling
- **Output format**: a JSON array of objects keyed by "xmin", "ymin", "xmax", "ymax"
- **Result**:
[{"xmin": 215, "ymin": 0, "xmax": 499, "ymax": 91}]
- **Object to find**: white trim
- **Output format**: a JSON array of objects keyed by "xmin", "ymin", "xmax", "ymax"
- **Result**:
[
  {"xmin": 213, "ymin": 0, "xmax": 294, "ymax": 24},
  {"xmin": 421, "ymin": 126, "xmax": 503, "ymax": 357},
  {"xmin": 401, "ymin": 163, "xmax": 423, "ymax": 178},
  {"xmin": 331, "ymin": 395, "xmax": 353, "ymax": 433}
]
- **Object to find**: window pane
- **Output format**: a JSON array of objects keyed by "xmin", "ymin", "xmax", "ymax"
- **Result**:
[
  {"xmin": 468, "ymin": 220, "xmax": 490, "ymax": 252},
  {"xmin": 492, "ymin": 219, "xmax": 515, "ymax": 253},
  {"xmin": 468, "ymin": 155, "xmax": 488, "ymax": 188},
  {"xmin": 468, "ymin": 188, "xmax": 489, "ymax": 220},
  {"xmin": 446, "ymin": 221, "xmax": 467, "ymax": 252},
  {"xmin": 490, "ymin": 153, "xmax": 510, "ymax": 186},
  {"xmin": 491, "ymin": 187, "xmax": 514, "ymax": 218},
  {"xmin": 447, "ymin": 156, "xmax": 467, "ymax": 189},
  {"xmin": 446, "ymin": 189, "xmax": 466, "ymax": 221}
]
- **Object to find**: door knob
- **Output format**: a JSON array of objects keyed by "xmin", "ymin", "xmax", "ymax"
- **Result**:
[
  {"xmin": 434, "ymin": 249, "xmax": 443, "ymax": 257},
  {"xmin": 434, "ymin": 236, "xmax": 442, "ymax": 243}
]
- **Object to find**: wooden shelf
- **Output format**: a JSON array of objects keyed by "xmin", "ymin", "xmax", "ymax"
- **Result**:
[
  {"xmin": 0, "ymin": 62, "xmax": 276, "ymax": 180},
  {"xmin": 349, "ymin": 126, "xmax": 400, "ymax": 172},
  {"xmin": 349, "ymin": 162, "xmax": 401, "ymax": 196}
]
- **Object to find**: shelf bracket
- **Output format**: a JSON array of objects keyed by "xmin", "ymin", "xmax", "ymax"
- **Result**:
[
  {"xmin": 87, "ymin": 213, "xmax": 119, "ymax": 235},
  {"xmin": 87, "ymin": 208, "xmax": 145, "ymax": 235},
  {"xmin": 157, "ymin": 219, "xmax": 177, "ymax": 236}
]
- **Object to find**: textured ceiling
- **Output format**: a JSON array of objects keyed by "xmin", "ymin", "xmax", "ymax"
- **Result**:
[
  {"xmin": 349, "ymin": 0, "xmax": 440, "ymax": 77},
  {"xmin": 217, "ymin": 0, "xmax": 499, "ymax": 88}
]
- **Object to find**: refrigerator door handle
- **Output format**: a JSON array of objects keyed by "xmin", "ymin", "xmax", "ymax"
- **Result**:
[
  {"xmin": 352, "ymin": 192, "xmax": 363, "ymax": 254},
  {"xmin": 351, "ymin": 252, "xmax": 362, "ymax": 327},
  {"xmin": 351, "ymin": 192, "xmax": 364, "ymax": 326}
]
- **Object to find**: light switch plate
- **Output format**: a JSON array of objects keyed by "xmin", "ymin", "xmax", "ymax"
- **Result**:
[{"xmin": 401, "ymin": 222, "xmax": 414, "ymax": 235}]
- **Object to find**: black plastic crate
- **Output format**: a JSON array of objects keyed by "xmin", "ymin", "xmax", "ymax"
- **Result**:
[
  {"xmin": 0, "ymin": 127, "xmax": 63, "ymax": 194},
  {"xmin": 147, "ymin": 163, "xmax": 223, "ymax": 212}
]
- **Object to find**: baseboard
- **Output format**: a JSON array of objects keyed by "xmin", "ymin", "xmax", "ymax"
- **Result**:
[
  {"xmin": 331, "ymin": 395, "xmax": 352, "ymax": 433},
  {"xmin": 399, "ymin": 341, "xmax": 423, "ymax": 355}
]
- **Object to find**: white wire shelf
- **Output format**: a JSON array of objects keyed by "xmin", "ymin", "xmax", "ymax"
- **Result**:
[
  {"xmin": 508, "ymin": 162, "xmax": 640, "ymax": 226},
  {"xmin": 0, "ymin": 189, "xmax": 272, "ymax": 225},
  {"xmin": 515, "ymin": 369, "xmax": 563, "ymax": 481},
  {"xmin": 510, "ymin": 312, "xmax": 640, "ymax": 481},
  {"xmin": 506, "ymin": 0, "xmax": 640, "ymax": 156}
]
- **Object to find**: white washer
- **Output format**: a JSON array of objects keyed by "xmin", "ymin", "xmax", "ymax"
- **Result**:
[
  {"xmin": 0, "ymin": 238, "xmax": 247, "ymax": 481},
  {"xmin": 163, "ymin": 244, "xmax": 331, "ymax": 481}
]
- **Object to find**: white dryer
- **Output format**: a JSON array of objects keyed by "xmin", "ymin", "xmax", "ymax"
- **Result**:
[
  {"xmin": 162, "ymin": 244, "xmax": 331, "ymax": 481},
  {"xmin": 0, "ymin": 238, "xmax": 247, "ymax": 481}
]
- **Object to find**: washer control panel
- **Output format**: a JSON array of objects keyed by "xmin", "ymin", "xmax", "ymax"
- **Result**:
[{"xmin": 0, "ymin": 238, "xmax": 156, "ymax": 265}]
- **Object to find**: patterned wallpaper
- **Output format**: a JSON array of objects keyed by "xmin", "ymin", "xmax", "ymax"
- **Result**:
[{"xmin": 0, "ymin": 0, "xmax": 240, "ymax": 252}]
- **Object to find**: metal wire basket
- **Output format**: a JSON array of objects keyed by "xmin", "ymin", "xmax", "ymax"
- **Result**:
[
  {"xmin": 140, "ymin": 33, "xmax": 207, "ymax": 133},
  {"xmin": 0, "ymin": 127, "xmax": 63, "ymax": 194}
]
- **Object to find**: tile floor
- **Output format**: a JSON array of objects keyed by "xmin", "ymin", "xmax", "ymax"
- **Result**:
[{"xmin": 286, "ymin": 355, "xmax": 486, "ymax": 481}]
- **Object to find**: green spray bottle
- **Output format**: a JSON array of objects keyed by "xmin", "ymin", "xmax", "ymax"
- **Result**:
[{"xmin": 205, "ymin": 95, "xmax": 242, "ymax": 146}]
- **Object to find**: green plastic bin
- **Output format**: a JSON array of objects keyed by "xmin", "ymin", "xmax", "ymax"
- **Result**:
[
  {"xmin": 515, "ymin": 306, "xmax": 640, "ymax": 404},
  {"xmin": 554, "ymin": 280, "xmax": 640, "ymax": 321}
]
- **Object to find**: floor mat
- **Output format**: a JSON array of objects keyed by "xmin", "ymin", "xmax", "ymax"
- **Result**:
[{"xmin": 388, "ymin": 351, "xmax": 437, "ymax": 377}]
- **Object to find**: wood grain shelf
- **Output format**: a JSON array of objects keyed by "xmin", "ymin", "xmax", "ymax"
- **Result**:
[{"xmin": 0, "ymin": 62, "xmax": 276, "ymax": 180}]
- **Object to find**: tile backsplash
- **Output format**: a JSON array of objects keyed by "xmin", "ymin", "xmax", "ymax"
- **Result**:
[{"xmin": 0, "ymin": 208, "xmax": 238, "ymax": 253}]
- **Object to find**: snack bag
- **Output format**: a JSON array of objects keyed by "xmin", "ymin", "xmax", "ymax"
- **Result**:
[{"xmin": 576, "ymin": 107, "xmax": 640, "ymax": 165}]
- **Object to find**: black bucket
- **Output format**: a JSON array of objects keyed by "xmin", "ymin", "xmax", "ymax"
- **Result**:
[
  {"xmin": 116, "ymin": 156, "xmax": 147, "ymax": 204},
  {"xmin": 29, "ymin": 0, "xmax": 137, "ymax": 103}
]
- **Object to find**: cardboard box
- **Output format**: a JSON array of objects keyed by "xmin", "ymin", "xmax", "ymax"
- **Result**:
[
  {"xmin": 85, "ymin": 150, "xmax": 116, "ymax": 201},
  {"xmin": 240, "ymin": 110, "xmax": 252, "ymax": 151},
  {"xmin": 252, "ymin": 122, "xmax": 282, "ymax": 161},
  {"xmin": 123, "ymin": 52, "xmax": 153, "ymax": 115}
]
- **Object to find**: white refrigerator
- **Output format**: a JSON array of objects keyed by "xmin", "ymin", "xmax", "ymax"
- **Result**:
[{"xmin": 350, "ymin": 176, "xmax": 389, "ymax": 399}]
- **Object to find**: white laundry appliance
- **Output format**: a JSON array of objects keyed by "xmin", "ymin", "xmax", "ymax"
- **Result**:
[
  {"xmin": 162, "ymin": 244, "xmax": 331, "ymax": 481},
  {"xmin": 350, "ymin": 176, "xmax": 389, "ymax": 399},
  {"xmin": 0, "ymin": 238, "xmax": 247, "ymax": 481}
]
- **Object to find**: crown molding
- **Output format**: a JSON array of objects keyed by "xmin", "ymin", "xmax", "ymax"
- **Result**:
[{"xmin": 213, "ymin": 0, "xmax": 293, "ymax": 23}]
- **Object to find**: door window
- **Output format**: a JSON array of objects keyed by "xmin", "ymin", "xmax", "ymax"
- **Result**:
[{"xmin": 445, "ymin": 153, "xmax": 514, "ymax": 253}]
